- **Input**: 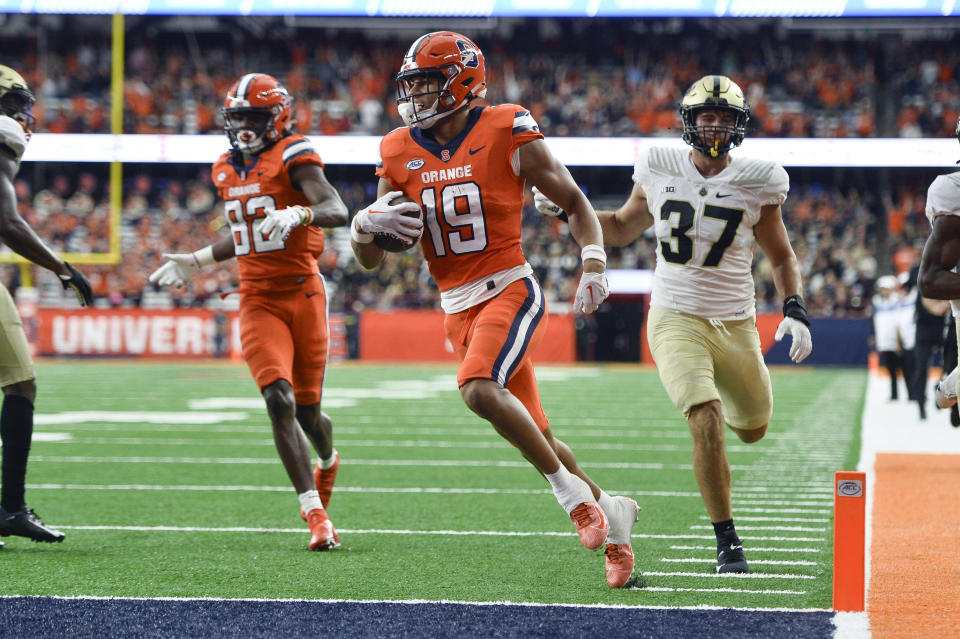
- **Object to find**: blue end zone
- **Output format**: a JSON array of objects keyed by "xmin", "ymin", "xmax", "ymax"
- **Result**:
[{"xmin": 0, "ymin": 597, "xmax": 834, "ymax": 638}]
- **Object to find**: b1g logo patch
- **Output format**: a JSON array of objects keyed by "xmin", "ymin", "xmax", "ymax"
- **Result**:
[
  {"xmin": 406, "ymin": 158, "xmax": 425, "ymax": 170},
  {"xmin": 441, "ymin": 149, "xmax": 450, "ymax": 162}
]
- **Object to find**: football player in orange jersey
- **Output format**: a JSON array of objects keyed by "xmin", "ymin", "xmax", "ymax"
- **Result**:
[
  {"xmin": 149, "ymin": 73, "xmax": 348, "ymax": 551},
  {"xmin": 350, "ymin": 32, "xmax": 640, "ymax": 587}
]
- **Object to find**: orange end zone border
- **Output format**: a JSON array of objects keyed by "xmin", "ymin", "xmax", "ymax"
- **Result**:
[{"xmin": 870, "ymin": 454, "xmax": 960, "ymax": 638}]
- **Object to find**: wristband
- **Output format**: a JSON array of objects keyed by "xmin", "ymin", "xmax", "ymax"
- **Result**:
[
  {"xmin": 782, "ymin": 295, "xmax": 810, "ymax": 326},
  {"xmin": 580, "ymin": 244, "xmax": 607, "ymax": 265},
  {"xmin": 298, "ymin": 205, "xmax": 314, "ymax": 226},
  {"xmin": 192, "ymin": 245, "xmax": 216, "ymax": 268},
  {"xmin": 351, "ymin": 217, "xmax": 373, "ymax": 244}
]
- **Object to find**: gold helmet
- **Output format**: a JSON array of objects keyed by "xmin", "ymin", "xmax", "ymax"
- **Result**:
[
  {"xmin": 0, "ymin": 65, "xmax": 36, "ymax": 135},
  {"xmin": 679, "ymin": 75, "xmax": 749, "ymax": 157}
]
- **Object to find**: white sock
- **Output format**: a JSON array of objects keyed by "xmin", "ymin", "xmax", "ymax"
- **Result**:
[
  {"xmin": 599, "ymin": 491, "xmax": 631, "ymax": 544},
  {"xmin": 298, "ymin": 489, "xmax": 323, "ymax": 515},
  {"xmin": 319, "ymin": 448, "xmax": 338, "ymax": 470},
  {"xmin": 545, "ymin": 467, "xmax": 593, "ymax": 514},
  {"xmin": 597, "ymin": 490, "xmax": 616, "ymax": 519},
  {"xmin": 943, "ymin": 367, "xmax": 959, "ymax": 396}
]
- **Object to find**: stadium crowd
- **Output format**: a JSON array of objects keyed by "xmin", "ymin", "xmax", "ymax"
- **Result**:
[
  {"xmin": 0, "ymin": 15, "xmax": 952, "ymax": 317},
  {"xmin": 3, "ymin": 17, "xmax": 959, "ymax": 139},
  {"xmin": 0, "ymin": 167, "xmax": 932, "ymax": 319}
]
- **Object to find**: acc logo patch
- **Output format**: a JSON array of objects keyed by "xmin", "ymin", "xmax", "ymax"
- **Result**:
[
  {"xmin": 405, "ymin": 158, "xmax": 425, "ymax": 170},
  {"xmin": 217, "ymin": 172, "xmax": 227, "ymax": 182},
  {"xmin": 837, "ymin": 480, "xmax": 863, "ymax": 498}
]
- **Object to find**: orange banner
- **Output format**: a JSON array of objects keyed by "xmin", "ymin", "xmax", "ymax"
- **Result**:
[{"xmin": 32, "ymin": 308, "xmax": 348, "ymax": 360}]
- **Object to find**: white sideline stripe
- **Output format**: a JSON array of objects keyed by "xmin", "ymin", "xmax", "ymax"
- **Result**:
[
  {"xmin": 670, "ymin": 545, "xmax": 821, "ymax": 553},
  {"xmin": 26, "ymin": 482, "xmax": 830, "ymax": 505},
  {"xmin": 35, "ymin": 412, "xmax": 249, "ymax": 425},
  {"xmin": 25, "ymin": 455, "xmax": 835, "ymax": 473},
  {"xmin": 0, "ymin": 594, "xmax": 832, "ymax": 614},
  {"xmin": 641, "ymin": 571, "xmax": 816, "ymax": 580},
  {"xmin": 660, "ymin": 558, "xmax": 817, "ymax": 567},
  {"xmin": 29, "ymin": 455, "xmax": 683, "ymax": 470},
  {"xmin": 697, "ymin": 515, "xmax": 830, "ymax": 523},
  {"xmin": 53, "ymin": 524, "xmax": 822, "ymax": 544},
  {"xmin": 27, "ymin": 483, "xmax": 705, "ymax": 499},
  {"xmin": 636, "ymin": 587, "xmax": 807, "ymax": 595},
  {"xmin": 729, "ymin": 508, "xmax": 832, "ymax": 514},
  {"xmin": 41, "ymin": 437, "xmax": 697, "ymax": 453},
  {"xmin": 691, "ymin": 525, "xmax": 827, "ymax": 532}
]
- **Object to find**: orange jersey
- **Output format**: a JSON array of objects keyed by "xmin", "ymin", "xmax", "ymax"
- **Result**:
[
  {"xmin": 212, "ymin": 134, "xmax": 325, "ymax": 283},
  {"xmin": 376, "ymin": 104, "xmax": 543, "ymax": 292}
]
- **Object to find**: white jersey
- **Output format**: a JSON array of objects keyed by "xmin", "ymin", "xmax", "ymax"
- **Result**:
[
  {"xmin": 0, "ymin": 115, "xmax": 27, "ymax": 171},
  {"xmin": 925, "ymin": 172, "xmax": 960, "ymax": 316},
  {"xmin": 633, "ymin": 147, "xmax": 789, "ymax": 320}
]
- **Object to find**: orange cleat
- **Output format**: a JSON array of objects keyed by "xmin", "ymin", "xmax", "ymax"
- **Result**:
[
  {"xmin": 306, "ymin": 508, "xmax": 340, "ymax": 551},
  {"xmin": 604, "ymin": 544, "xmax": 635, "ymax": 588},
  {"xmin": 604, "ymin": 496, "xmax": 640, "ymax": 587},
  {"xmin": 299, "ymin": 450, "xmax": 341, "ymax": 522},
  {"xmin": 315, "ymin": 449, "xmax": 339, "ymax": 509},
  {"xmin": 569, "ymin": 501, "xmax": 608, "ymax": 551}
]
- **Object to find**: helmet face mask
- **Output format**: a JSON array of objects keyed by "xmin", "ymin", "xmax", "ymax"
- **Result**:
[
  {"xmin": 222, "ymin": 73, "xmax": 293, "ymax": 154},
  {"xmin": 679, "ymin": 75, "xmax": 749, "ymax": 158},
  {"xmin": 0, "ymin": 65, "xmax": 36, "ymax": 137},
  {"xmin": 394, "ymin": 31, "xmax": 487, "ymax": 129}
]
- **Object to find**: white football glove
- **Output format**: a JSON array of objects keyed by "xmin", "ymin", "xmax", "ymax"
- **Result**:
[
  {"xmin": 775, "ymin": 317, "xmax": 813, "ymax": 363},
  {"xmin": 149, "ymin": 253, "xmax": 201, "ymax": 288},
  {"xmin": 531, "ymin": 186, "xmax": 566, "ymax": 217},
  {"xmin": 574, "ymin": 271, "xmax": 609, "ymax": 314},
  {"xmin": 353, "ymin": 191, "xmax": 424, "ymax": 243},
  {"xmin": 257, "ymin": 205, "xmax": 313, "ymax": 242}
]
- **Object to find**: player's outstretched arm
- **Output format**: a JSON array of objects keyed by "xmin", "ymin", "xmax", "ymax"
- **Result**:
[
  {"xmin": 756, "ymin": 204, "xmax": 811, "ymax": 363},
  {"xmin": 291, "ymin": 163, "xmax": 349, "ymax": 228},
  {"xmin": 919, "ymin": 215, "xmax": 960, "ymax": 300},
  {"xmin": 258, "ymin": 165, "xmax": 349, "ymax": 242},
  {"xmin": 531, "ymin": 182, "xmax": 653, "ymax": 248},
  {"xmin": 149, "ymin": 236, "xmax": 234, "ymax": 288},
  {"xmin": 0, "ymin": 154, "xmax": 93, "ymax": 305},
  {"xmin": 519, "ymin": 139, "xmax": 609, "ymax": 313}
]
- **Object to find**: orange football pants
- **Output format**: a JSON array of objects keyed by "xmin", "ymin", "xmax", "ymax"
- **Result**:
[
  {"xmin": 239, "ymin": 274, "xmax": 328, "ymax": 405},
  {"xmin": 444, "ymin": 276, "xmax": 550, "ymax": 431}
]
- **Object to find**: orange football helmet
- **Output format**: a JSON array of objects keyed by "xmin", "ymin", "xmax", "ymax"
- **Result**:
[
  {"xmin": 395, "ymin": 31, "xmax": 487, "ymax": 129},
  {"xmin": 222, "ymin": 73, "xmax": 293, "ymax": 153}
]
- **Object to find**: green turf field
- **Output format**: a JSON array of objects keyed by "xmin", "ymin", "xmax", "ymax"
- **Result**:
[{"xmin": 1, "ymin": 361, "xmax": 865, "ymax": 610}]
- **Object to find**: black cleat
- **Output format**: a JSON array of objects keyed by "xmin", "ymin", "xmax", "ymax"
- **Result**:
[
  {"xmin": 716, "ymin": 542, "xmax": 749, "ymax": 573},
  {"xmin": 0, "ymin": 506, "xmax": 65, "ymax": 543},
  {"xmin": 952, "ymin": 405, "xmax": 960, "ymax": 428}
]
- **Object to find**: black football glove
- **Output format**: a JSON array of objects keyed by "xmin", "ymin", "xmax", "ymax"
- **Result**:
[{"xmin": 59, "ymin": 262, "xmax": 93, "ymax": 307}]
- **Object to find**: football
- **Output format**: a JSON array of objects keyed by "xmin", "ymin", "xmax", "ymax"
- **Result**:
[{"xmin": 373, "ymin": 194, "xmax": 423, "ymax": 253}]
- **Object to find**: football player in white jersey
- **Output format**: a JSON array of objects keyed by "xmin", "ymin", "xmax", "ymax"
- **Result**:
[
  {"xmin": 918, "ymin": 116, "xmax": 960, "ymax": 413},
  {"xmin": 535, "ymin": 75, "xmax": 812, "ymax": 574},
  {"xmin": 0, "ymin": 65, "xmax": 93, "ymax": 547}
]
